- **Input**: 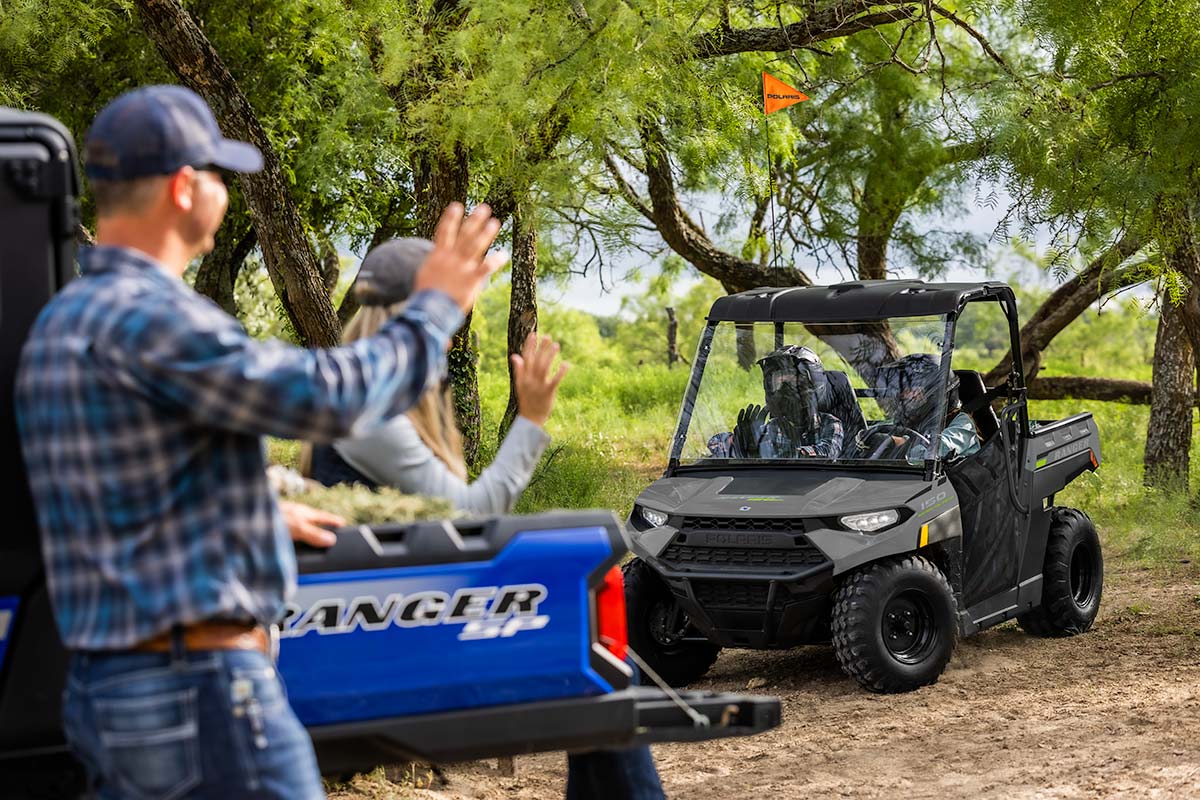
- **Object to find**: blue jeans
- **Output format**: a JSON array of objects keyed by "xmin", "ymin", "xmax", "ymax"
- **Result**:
[
  {"xmin": 565, "ymin": 659, "xmax": 664, "ymax": 800},
  {"xmin": 64, "ymin": 645, "xmax": 324, "ymax": 799}
]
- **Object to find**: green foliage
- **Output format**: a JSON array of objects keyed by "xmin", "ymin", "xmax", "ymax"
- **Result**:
[
  {"xmin": 0, "ymin": 0, "xmax": 406, "ymax": 245},
  {"xmin": 987, "ymin": 0, "xmax": 1200, "ymax": 254},
  {"xmin": 1040, "ymin": 399, "xmax": 1200, "ymax": 565},
  {"xmin": 233, "ymin": 260, "xmax": 300, "ymax": 343},
  {"xmin": 951, "ymin": 277, "xmax": 1157, "ymax": 381}
]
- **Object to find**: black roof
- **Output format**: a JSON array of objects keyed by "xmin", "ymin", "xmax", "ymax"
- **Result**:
[{"xmin": 707, "ymin": 280, "xmax": 1015, "ymax": 323}]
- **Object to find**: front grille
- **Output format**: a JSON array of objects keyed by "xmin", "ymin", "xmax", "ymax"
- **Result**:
[
  {"xmin": 680, "ymin": 516, "xmax": 801, "ymax": 533},
  {"xmin": 693, "ymin": 580, "xmax": 769, "ymax": 609},
  {"xmin": 661, "ymin": 544, "xmax": 827, "ymax": 569}
]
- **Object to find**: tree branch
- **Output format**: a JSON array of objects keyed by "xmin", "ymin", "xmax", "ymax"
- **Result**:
[
  {"xmin": 930, "ymin": 4, "xmax": 1018, "ymax": 80},
  {"xmin": 984, "ymin": 234, "xmax": 1145, "ymax": 384},
  {"xmin": 639, "ymin": 118, "xmax": 810, "ymax": 292},
  {"xmin": 691, "ymin": 3, "xmax": 918, "ymax": 59},
  {"xmin": 602, "ymin": 154, "xmax": 654, "ymax": 221},
  {"xmin": 1027, "ymin": 376, "xmax": 1187, "ymax": 405},
  {"xmin": 1086, "ymin": 71, "xmax": 1164, "ymax": 93}
]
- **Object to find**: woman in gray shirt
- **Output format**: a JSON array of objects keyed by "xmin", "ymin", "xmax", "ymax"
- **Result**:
[
  {"xmin": 314, "ymin": 308, "xmax": 563, "ymax": 514},
  {"xmin": 303, "ymin": 237, "xmax": 666, "ymax": 800},
  {"xmin": 302, "ymin": 239, "xmax": 566, "ymax": 513}
]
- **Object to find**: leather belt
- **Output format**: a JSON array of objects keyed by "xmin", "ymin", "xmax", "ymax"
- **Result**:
[{"xmin": 134, "ymin": 621, "xmax": 269, "ymax": 655}]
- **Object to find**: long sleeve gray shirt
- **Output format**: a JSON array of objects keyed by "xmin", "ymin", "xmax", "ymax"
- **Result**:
[{"xmin": 333, "ymin": 415, "xmax": 551, "ymax": 515}]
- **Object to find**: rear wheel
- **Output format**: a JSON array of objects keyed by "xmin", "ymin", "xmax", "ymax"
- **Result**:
[
  {"xmin": 623, "ymin": 558, "xmax": 720, "ymax": 687},
  {"xmin": 1018, "ymin": 507, "xmax": 1103, "ymax": 637},
  {"xmin": 831, "ymin": 555, "xmax": 957, "ymax": 693}
]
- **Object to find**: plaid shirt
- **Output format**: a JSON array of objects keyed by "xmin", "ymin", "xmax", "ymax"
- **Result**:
[
  {"xmin": 708, "ymin": 412, "xmax": 844, "ymax": 459},
  {"xmin": 16, "ymin": 246, "xmax": 462, "ymax": 650}
]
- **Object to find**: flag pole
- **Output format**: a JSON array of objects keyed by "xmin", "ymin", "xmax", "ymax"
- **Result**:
[
  {"xmin": 764, "ymin": 112, "xmax": 779, "ymax": 271},
  {"xmin": 761, "ymin": 72, "xmax": 809, "ymax": 275}
]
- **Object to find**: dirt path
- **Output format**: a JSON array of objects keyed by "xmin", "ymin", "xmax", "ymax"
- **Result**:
[{"xmin": 333, "ymin": 563, "xmax": 1200, "ymax": 799}]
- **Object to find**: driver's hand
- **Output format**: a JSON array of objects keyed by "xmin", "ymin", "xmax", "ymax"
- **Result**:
[
  {"xmin": 280, "ymin": 500, "xmax": 344, "ymax": 548},
  {"xmin": 891, "ymin": 435, "xmax": 908, "ymax": 447},
  {"xmin": 733, "ymin": 404, "xmax": 768, "ymax": 457}
]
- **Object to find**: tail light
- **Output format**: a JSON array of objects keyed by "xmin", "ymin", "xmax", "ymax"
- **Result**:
[{"xmin": 595, "ymin": 565, "xmax": 628, "ymax": 662}]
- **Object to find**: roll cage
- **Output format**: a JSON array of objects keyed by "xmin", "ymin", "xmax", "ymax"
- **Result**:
[{"xmin": 667, "ymin": 280, "xmax": 1029, "ymax": 477}]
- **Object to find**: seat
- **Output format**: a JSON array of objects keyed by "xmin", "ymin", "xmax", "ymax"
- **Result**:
[
  {"xmin": 954, "ymin": 369, "xmax": 1000, "ymax": 441},
  {"xmin": 822, "ymin": 371, "xmax": 867, "ymax": 457}
]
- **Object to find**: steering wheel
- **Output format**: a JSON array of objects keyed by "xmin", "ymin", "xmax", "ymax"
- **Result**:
[{"xmin": 853, "ymin": 423, "xmax": 931, "ymax": 460}]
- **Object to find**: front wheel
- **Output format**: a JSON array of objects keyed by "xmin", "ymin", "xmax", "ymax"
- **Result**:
[
  {"xmin": 623, "ymin": 558, "xmax": 721, "ymax": 687},
  {"xmin": 1018, "ymin": 507, "xmax": 1103, "ymax": 637},
  {"xmin": 831, "ymin": 555, "xmax": 958, "ymax": 693}
]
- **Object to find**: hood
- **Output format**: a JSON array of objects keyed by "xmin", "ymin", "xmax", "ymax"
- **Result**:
[{"xmin": 636, "ymin": 470, "xmax": 932, "ymax": 518}]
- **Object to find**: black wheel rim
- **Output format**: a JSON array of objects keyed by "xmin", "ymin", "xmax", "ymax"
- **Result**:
[
  {"xmin": 883, "ymin": 590, "xmax": 939, "ymax": 665},
  {"xmin": 649, "ymin": 598, "xmax": 690, "ymax": 647},
  {"xmin": 1069, "ymin": 541, "xmax": 1097, "ymax": 607}
]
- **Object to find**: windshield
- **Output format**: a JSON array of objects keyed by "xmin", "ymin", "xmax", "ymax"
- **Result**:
[{"xmin": 671, "ymin": 316, "xmax": 954, "ymax": 467}]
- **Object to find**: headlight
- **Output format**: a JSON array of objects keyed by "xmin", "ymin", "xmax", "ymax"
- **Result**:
[
  {"xmin": 640, "ymin": 507, "xmax": 669, "ymax": 528},
  {"xmin": 840, "ymin": 509, "xmax": 900, "ymax": 533}
]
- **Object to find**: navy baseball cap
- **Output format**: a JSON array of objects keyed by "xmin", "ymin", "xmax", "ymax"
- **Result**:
[
  {"xmin": 84, "ymin": 85, "xmax": 263, "ymax": 181},
  {"xmin": 355, "ymin": 238, "xmax": 435, "ymax": 307}
]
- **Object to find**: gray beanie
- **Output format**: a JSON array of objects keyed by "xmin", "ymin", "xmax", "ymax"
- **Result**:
[{"xmin": 354, "ymin": 237, "xmax": 435, "ymax": 307}]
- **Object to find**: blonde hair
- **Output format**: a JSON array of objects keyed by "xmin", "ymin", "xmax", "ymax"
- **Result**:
[{"xmin": 299, "ymin": 304, "xmax": 467, "ymax": 481}]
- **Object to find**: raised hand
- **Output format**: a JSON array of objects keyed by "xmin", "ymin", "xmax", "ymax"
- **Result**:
[
  {"xmin": 412, "ymin": 203, "xmax": 508, "ymax": 312},
  {"xmin": 732, "ymin": 403, "xmax": 768, "ymax": 458},
  {"xmin": 514, "ymin": 332, "xmax": 570, "ymax": 427}
]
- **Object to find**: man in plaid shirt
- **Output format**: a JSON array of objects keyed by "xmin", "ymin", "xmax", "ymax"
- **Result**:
[{"xmin": 15, "ymin": 85, "xmax": 502, "ymax": 798}]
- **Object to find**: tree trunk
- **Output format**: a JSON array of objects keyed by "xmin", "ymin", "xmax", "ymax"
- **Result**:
[
  {"xmin": 414, "ymin": 145, "xmax": 481, "ymax": 468},
  {"xmin": 501, "ymin": 204, "xmax": 539, "ymax": 438},
  {"xmin": 1156, "ymin": 200, "xmax": 1200, "ymax": 354},
  {"xmin": 133, "ymin": 0, "xmax": 340, "ymax": 347},
  {"xmin": 735, "ymin": 323, "xmax": 757, "ymax": 369},
  {"xmin": 337, "ymin": 289, "xmax": 360, "ymax": 330},
  {"xmin": 1144, "ymin": 198, "xmax": 1200, "ymax": 491},
  {"xmin": 1144, "ymin": 294, "xmax": 1194, "ymax": 489},
  {"xmin": 318, "ymin": 237, "xmax": 340, "ymax": 296},
  {"xmin": 666, "ymin": 307, "xmax": 680, "ymax": 368},
  {"xmin": 194, "ymin": 216, "xmax": 255, "ymax": 317},
  {"xmin": 855, "ymin": 162, "xmax": 907, "ymax": 282}
]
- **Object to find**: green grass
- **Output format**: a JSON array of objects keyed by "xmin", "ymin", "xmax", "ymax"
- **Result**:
[
  {"xmin": 271, "ymin": 359, "xmax": 1200, "ymax": 569},
  {"xmin": 1032, "ymin": 399, "xmax": 1200, "ymax": 565},
  {"xmin": 477, "ymin": 364, "xmax": 686, "ymax": 518}
]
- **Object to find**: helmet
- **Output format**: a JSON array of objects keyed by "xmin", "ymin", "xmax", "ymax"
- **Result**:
[
  {"xmin": 874, "ymin": 353, "xmax": 958, "ymax": 430},
  {"xmin": 757, "ymin": 345, "xmax": 829, "ymax": 409},
  {"xmin": 757, "ymin": 346, "xmax": 822, "ymax": 436}
]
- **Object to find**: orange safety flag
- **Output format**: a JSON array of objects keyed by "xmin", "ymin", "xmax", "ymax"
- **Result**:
[{"xmin": 762, "ymin": 72, "xmax": 809, "ymax": 115}]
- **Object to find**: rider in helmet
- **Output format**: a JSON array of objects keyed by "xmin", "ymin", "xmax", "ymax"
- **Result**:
[
  {"xmin": 860, "ymin": 353, "xmax": 980, "ymax": 461},
  {"xmin": 708, "ymin": 345, "xmax": 844, "ymax": 459}
]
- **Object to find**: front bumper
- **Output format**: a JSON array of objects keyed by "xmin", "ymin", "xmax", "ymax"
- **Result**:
[
  {"xmin": 309, "ymin": 687, "xmax": 781, "ymax": 770},
  {"xmin": 629, "ymin": 520, "xmax": 836, "ymax": 649}
]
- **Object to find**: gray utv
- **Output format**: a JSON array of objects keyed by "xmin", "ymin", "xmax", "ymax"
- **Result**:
[{"xmin": 624, "ymin": 281, "xmax": 1104, "ymax": 693}]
